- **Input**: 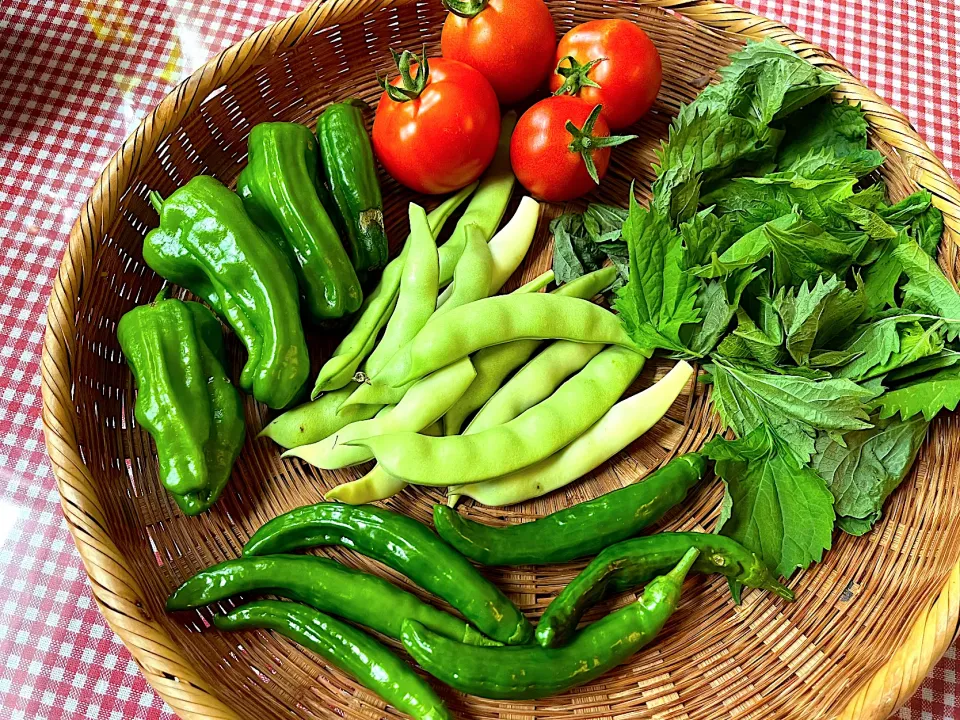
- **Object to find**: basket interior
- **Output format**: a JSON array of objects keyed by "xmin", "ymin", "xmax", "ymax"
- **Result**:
[{"xmin": 72, "ymin": 1, "xmax": 960, "ymax": 718}]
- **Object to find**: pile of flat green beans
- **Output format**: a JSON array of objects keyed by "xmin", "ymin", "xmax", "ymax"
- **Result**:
[{"xmin": 264, "ymin": 138, "xmax": 691, "ymax": 508}]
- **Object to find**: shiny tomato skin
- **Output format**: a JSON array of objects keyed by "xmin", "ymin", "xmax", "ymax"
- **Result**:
[
  {"xmin": 441, "ymin": 0, "xmax": 557, "ymax": 106},
  {"xmin": 373, "ymin": 58, "xmax": 500, "ymax": 195},
  {"xmin": 510, "ymin": 96, "xmax": 611, "ymax": 203},
  {"xmin": 549, "ymin": 19, "xmax": 662, "ymax": 129}
]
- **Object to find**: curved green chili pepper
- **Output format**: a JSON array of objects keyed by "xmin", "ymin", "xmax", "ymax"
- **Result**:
[
  {"xmin": 215, "ymin": 600, "xmax": 452, "ymax": 720},
  {"xmin": 166, "ymin": 554, "xmax": 498, "ymax": 646},
  {"xmin": 433, "ymin": 453, "xmax": 706, "ymax": 565},
  {"xmin": 311, "ymin": 184, "xmax": 476, "ymax": 397},
  {"xmin": 144, "ymin": 176, "xmax": 309, "ymax": 409},
  {"xmin": 238, "ymin": 122, "xmax": 362, "ymax": 321},
  {"xmin": 536, "ymin": 532, "xmax": 794, "ymax": 648},
  {"xmin": 243, "ymin": 503, "xmax": 533, "ymax": 645},
  {"xmin": 401, "ymin": 548, "xmax": 699, "ymax": 700}
]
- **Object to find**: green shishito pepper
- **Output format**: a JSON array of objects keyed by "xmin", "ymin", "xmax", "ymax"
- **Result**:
[
  {"xmin": 243, "ymin": 503, "xmax": 533, "ymax": 645},
  {"xmin": 433, "ymin": 453, "xmax": 707, "ymax": 566},
  {"xmin": 144, "ymin": 176, "xmax": 309, "ymax": 409},
  {"xmin": 117, "ymin": 292, "xmax": 245, "ymax": 514},
  {"xmin": 401, "ymin": 548, "xmax": 700, "ymax": 700},
  {"xmin": 166, "ymin": 554, "xmax": 499, "ymax": 646},
  {"xmin": 536, "ymin": 532, "xmax": 795, "ymax": 648},
  {"xmin": 215, "ymin": 600, "xmax": 452, "ymax": 720},
  {"xmin": 238, "ymin": 122, "xmax": 363, "ymax": 321},
  {"xmin": 317, "ymin": 102, "xmax": 388, "ymax": 277}
]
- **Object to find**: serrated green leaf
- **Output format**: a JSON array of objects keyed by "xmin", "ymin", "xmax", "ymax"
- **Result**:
[
  {"xmin": 776, "ymin": 275, "xmax": 845, "ymax": 364},
  {"xmin": 885, "ymin": 349, "xmax": 960, "ymax": 383},
  {"xmin": 686, "ymin": 268, "xmax": 762, "ymax": 357},
  {"xmin": 777, "ymin": 99, "xmax": 875, "ymax": 174},
  {"xmin": 705, "ymin": 427, "xmax": 836, "ymax": 578},
  {"xmin": 765, "ymin": 215, "xmax": 867, "ymax": 288},
  {"xmin": 873, "ymin": 366, "xmax": 960, "ymax": 421},
  {"xmin": 813, "ymin": 414, "xmax": 929, "ymax": 535},
  {"xmin": 825, "ymin": 201, "xmax": 898, "ymax": 241},
  {"xmin": 895, "ymin": 239, "xmax": 960, "ymax": 340},
  {"xmin": 614, "ymin": 195, "xmax": 701, "ymax": 353},
  {"xmin": 709, "ymin": 356, "xmax": 878, "ymax": 460}
]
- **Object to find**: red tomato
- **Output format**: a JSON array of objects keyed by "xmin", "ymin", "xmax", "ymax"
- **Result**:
[
  {"xmin": 373, "ymin": 53, "xmax": 500, "ymax": 195},
  {"xmin": 511, "ymin": 96, "xmax": 629, "ymax": 203},
  {"xmin": 549, "ymin": 19, "xmax": 662, "ymax": 130},
  {"xmin": 441, "ymin": 0, "xmax": 556, "ymax": 106}
]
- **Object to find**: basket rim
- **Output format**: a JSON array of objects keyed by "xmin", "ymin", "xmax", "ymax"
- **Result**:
[{"xmin": 39, "ymin": 1, "xmax": 960, "ymax": 719}]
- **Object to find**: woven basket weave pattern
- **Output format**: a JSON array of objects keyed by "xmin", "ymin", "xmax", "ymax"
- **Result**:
[{"xmin": 41, "ymin": 1, "xmax": 960, "ymax": 718}]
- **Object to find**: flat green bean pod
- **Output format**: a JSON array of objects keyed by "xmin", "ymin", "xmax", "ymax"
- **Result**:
[
  {"xmin": 325, "ymin": 426, "xmax": 441, "ymax": 505},
  {"xmin": 285, "ymin": 358, "xmax": 475, "ymax": 469},
  {"xmin": 260, "ymin": 383, "xmax": 381, "ymax": 450},
  {"xmin": 451, "ymin": 361, "xmax": 694, "ymax": 506},
  {"xmin": 215, "ymin": 600, "xmax": 453, "ymax": 720},
  {"xmin": 446, "ymin": 264, "xmax": 618, "ymax": 439},
  {"xmin": 437, "ymin": 112, "xmax": 517, "ymax": 286},
  {"xmin": 400, "ymin": 549, "xmax": 699, "ymax": 700},
  {"xmin": 166, "ymin": 554, "xmax": 498, "ymax": 645},
  {"xmin": 363, "ymin": 203, "xmax": 439, "ymax": 378},
  {"xmin": 433, "ymin": 453, "xmax": 707, "ymax": 565},
  {"xmin": 352, "ymin": 346, "xmax": 645, "ymax": 486},
  {"xmin": 466, "ymin": 340, "xmax": 605, "ymax": 434},
  {"xmin": 536, "ymin": 533, "xmax": 794, "ymax": 648},
  {"xmin": 343, "ymin": 269, "xmax": 563, "ymax": 415},
  {"xmin": 433, "ymin": 224, "xmax": 493, "ymax": 317},
  {"xmin": 311, "ymin": 184, "xmax": 475, "ymax": 397},
  {"xmin": 243, "ymin": 503, "xmax": 533, "ymax": 645},
  {"xmin": 376, "ymin": 293, "xmax": 640, "ymax": 389}
]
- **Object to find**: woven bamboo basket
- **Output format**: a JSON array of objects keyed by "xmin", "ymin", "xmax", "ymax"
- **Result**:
[{"xmin": 40, "ymin": 0, "xmax": 960, "ymax": 718}]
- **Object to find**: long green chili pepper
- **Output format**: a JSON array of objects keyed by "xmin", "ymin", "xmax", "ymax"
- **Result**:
[
  {"xmin": 401, "ymin": 548, "xmax": 699, "ymax": 700},
  {"xmin": 536, "ymin": 532, "xmax": 794, "ymax": 648},
  {"xmin": 243, "ymin": 503, "xmax": 533, "ymax": 645},
  {"xmin": 215, "ymin": 600, "xmax": 452, "ymax": 720},
  {"xmin": 166, "ymin": 554, "xmax": 498, "ymax": 646},
  {"xmin": 433, "ymin": 453, "xmax": 706, "ymax": 566}
]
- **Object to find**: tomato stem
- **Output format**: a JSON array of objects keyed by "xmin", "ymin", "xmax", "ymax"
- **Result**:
[
  {"xmin": 379, "ymin": 46, "xmax": 430, "ymax": 103},
  {"xmin": 553, "ymin": 55, "xmax": 606, "ymax": 97},
  {"xmin": 565, "ymin": 105, "xmax": 637, "ymax": 185},
  {"xmin": 442, "ymin": 0, "xmax": 489, "ymax": 18}
]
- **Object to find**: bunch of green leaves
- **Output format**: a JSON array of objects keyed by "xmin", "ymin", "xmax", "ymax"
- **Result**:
[{"xmin": 556, "ymin": 40, "xmax": 954, "ymax": 584}]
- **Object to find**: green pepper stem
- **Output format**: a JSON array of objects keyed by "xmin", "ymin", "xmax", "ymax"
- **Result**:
[
  {"xmin": 666, "ymin": 547, "xmax": 701, "ymax": 584},
  {"xmin": 379, "ymin": 47, "xmax": 430, "ymax": 103},
  {"xmin": 148, "ymin": 190, "xmax": 165, "ymax": 215},
  {"xmin": 566, "ymin": 105, "xmax": 638, "ymax": 185},
  {"xmin": 553, "ymin": 55, "xmax": 606, "ymax": 97},
  {"xmin": 442, "ymin": 0, "xmax": 489, "ymax": 18}
]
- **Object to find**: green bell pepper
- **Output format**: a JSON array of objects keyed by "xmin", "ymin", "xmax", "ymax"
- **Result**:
[
  {"xmin": 144, "ymin": 175, "xmax": 310, "ymax": 409},
  {"xmin": 117, "ymin": 292, "xmax": 245, "ymax": 515}
]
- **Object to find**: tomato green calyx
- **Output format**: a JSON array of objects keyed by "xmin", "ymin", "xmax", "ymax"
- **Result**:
[
  {"xmin": 442, "ymin": 0, "xmax": 489, "ymax": 18},
  {"xmin": 553, "ymin": 55, "xmax": 607, "ymax": 97},
  {"xmin": 565, "ymin": 104, "xmax": 637, "ymax": 184},
  {"xmin": 380, "ymin": 47, "xmax": 431, "ymax": 102}
]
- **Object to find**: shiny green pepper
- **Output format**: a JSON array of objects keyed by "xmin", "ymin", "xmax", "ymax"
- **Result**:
[
  {"xmin": 238, "ymin": 122, "xmax": 363, "ymax": 321},
  {"xmin": 144, "ymin": 175, "xmax": 310, "ymax": 409},
  {"xmin": 117, "ymin": 292, "xmax": 245, "ymax": 514}
]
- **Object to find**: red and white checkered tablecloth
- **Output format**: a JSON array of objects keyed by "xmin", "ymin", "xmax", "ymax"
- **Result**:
[{"xmin": 1, "ymin": 0, "xmax": 957, "ymax": 718}]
